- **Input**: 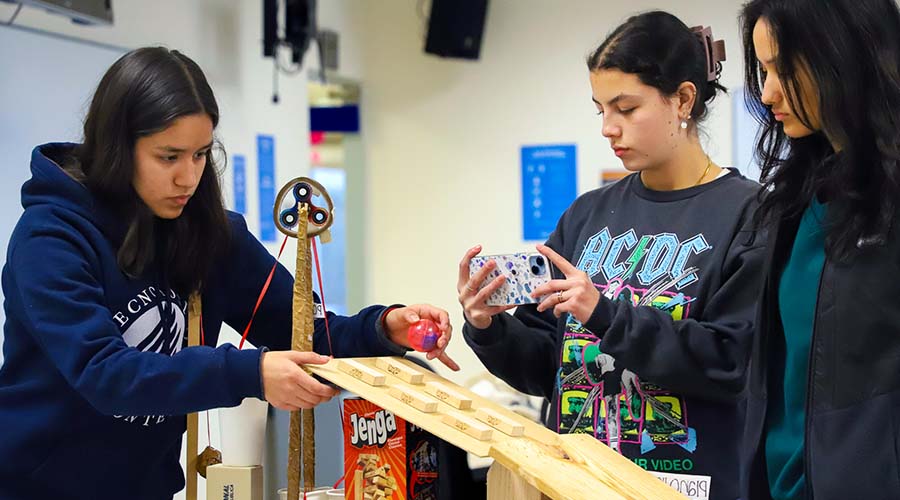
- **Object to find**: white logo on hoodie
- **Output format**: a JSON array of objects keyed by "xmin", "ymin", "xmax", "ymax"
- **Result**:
[
  {"xmin": 111, "ymin": 286, "xmax": 187, "ymax": 427},
  {"xmin": 120, "ymin": 298, "xmax": 186, "ymax": 355},
  {"xmin": 112, "ymin": 286, "xmax": 187, "ymax": 356}
]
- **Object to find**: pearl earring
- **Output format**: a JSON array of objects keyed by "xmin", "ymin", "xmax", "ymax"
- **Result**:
[{"xmin": 681, "ymin": 115, "xmax": 691, "ymax": 130}]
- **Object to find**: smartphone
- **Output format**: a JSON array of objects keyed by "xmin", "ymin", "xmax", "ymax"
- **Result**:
[{"xmin": 469, "ymin": 252, "xmax": 553, "ymax": 306}]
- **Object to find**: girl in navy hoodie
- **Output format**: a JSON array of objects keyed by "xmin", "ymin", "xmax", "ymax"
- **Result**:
[{"xmin": 0, "ymin": 47, "xmax": 457, "ymax": 499}]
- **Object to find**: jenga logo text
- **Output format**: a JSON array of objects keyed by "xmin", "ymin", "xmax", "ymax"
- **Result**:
[{"xmin": 349, "ymin": 410, "xmax": 398, "ymax": 448}]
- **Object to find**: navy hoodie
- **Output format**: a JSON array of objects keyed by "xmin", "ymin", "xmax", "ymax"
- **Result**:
[{"xmin": 0, "ymin": 144, "xmax": 408, "ymax": 499}]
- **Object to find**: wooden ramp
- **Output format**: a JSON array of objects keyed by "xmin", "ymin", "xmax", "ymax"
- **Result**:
[{"xmin": 309, "ymin": 356, "xmax": 686, "ymax": 500}]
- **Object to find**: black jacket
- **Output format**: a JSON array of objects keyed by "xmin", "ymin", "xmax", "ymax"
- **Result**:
[{"xmin": 742, "ymin": 210, "xmax": 900, "ymax": 499}]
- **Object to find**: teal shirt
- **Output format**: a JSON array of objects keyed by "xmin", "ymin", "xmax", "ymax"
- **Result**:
[{"xmin": 766, "ymin": 199, "xmax": 827, "ymax": 500}]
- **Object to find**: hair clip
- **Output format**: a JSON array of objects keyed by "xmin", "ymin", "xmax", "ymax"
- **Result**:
[{"xmin": 691, "ymin": 26, "xmax": 727, "ymax": 82}]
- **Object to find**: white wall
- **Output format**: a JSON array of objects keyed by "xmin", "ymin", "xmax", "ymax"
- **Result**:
[
  {"xmin": 0, "ymin": 25, "xmax": 124, "ymax": 345},
  {"xmin": 337, "ymin": 0, "xmax": 750, "ymax": 383}
]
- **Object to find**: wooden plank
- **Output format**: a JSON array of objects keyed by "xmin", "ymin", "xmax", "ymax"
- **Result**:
[
  {"xmin": 389, "ymin": 386, "xmax": 438, "ymax": 413},
  {"xmin": 308, "ymin": 359, "xmax": 494, "ymax": 456},
  {"xmin": 489, "ymin": 438, "xmax": 630, "ymax": 500},
  {"xmin": 376, "ymin": 357, "xmax": 425, "ymax": 384},
  {"xmin": 338, "ymin": 359, "xmax": 387, "ymax": 386},
  {"xmin": 489, "ymin": 436, "xmax": 687, "ymax": 500},
  {"xmin": 558, "ymin": 433, "xmax": 689, "ymax": 500},
  {"xmin": 441, "ymin": 413, "xmax": 494, "ymax": 441},
  {"xmin": 363, "ymin": 358, "xmax": 557, "ymax": 445},
  {"xmin": 476, "ymin": 407, "xmax": 525, "ymax": 437},
  {"xmin": 308, "ymin": 356, "xmax": 686, "ymax": 499},
  {"xmin": 424, "ymin": 382, "xmax": 472, "ymax": 409}
]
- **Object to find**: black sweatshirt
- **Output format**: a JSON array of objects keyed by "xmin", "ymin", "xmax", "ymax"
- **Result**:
[{"xmin": 465, "ymin": 169, "xmax": 764, "ymax": 500}]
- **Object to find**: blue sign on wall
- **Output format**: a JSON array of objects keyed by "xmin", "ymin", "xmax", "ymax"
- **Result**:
[
  {"xmin": 257, "ymin": 135, "xmax": 276, "ymax": 242},
  {"xmin": 521, "ymin": 144, "xmax": 577, "ymax": 241},
  {"xmin": 232, "ymin": 154, "xmax": 246, "ymax": 214}
]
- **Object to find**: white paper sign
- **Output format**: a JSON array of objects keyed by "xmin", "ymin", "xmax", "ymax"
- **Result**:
[{"xmin": 651, "ymin": 471, "xmax": 712, "ymax": 500}]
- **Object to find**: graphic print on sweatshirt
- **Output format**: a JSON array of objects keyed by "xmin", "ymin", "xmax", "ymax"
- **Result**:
[
  {"xmin": 110, "ymin": 285, "xmax": 187, "ymax": 426},
  {"xmin": 557, "ymin": 227, "xmax": 710, "ymax": 457}
]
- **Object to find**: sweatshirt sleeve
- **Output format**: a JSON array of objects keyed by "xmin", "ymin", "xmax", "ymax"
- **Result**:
[
  {"xmin": 223, "ymin": 213, "xmax": 408, "ymax": 358},
  {"xmin": 584, "ymin": 203, "xmax": 765, "ymax": 400},
  {"xmin": 462, "ymin": 200, "xmax": 585, "ymax": 400}
]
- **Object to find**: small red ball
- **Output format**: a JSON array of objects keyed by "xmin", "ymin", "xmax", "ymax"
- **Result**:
[{"xmin": 407, "ymin": 319, "xmax": 440, "ymax": 352}]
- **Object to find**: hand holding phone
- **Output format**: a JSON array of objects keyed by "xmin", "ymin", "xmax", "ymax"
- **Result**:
[{"xmin": 469, "ymin": 252, "xmax": 552, "ymax": 306}]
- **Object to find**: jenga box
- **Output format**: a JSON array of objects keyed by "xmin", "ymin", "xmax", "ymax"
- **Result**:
[{"xmin": 343, "ymin": 398, "xmax": 439, "ymax": 500}]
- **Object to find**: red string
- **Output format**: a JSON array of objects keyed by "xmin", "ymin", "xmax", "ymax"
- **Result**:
[
  {"xmin": 238, "ymin": 235, "xmax": 290, "ymax": 349},
  {"xmin": 311, "ymin": 238, "xmax": 334, "ymax": 357}
]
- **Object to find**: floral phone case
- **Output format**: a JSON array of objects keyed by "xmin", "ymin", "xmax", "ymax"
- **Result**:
[{"xmin": 469, "ymin": 252, "xmax": 552, "ymax": 306}]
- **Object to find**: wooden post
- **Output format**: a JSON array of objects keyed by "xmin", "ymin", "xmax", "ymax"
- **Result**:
[
  {"xmin": 486, "ymin": 462, "xmax": 547, "ymax": 500},
  {"xmin": 287, "ymin": 203, "xmax": 317, "ymax": 499},
  {"xmin": 185, "ymin": 293, "xmax": 202, "ymax": 500},
  {"xmin": 299, "ymin": 210, "xmax": 316, "ymax": 490}
]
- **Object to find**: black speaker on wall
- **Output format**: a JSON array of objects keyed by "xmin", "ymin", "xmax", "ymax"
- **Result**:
[
  {"xmin": 425, "ymin": 0, "xmax": 489, "ymax": 60},
  {"xmin": 285, "ymin": 0, "xmax": 316, "ymax": 64},
  {"xmin": 262, "ymin": 0, "xmax": 316, "ymax": 64},
  {"xmin": 263, "ymin": 0, "xmax": 277, "ymax": 57}
]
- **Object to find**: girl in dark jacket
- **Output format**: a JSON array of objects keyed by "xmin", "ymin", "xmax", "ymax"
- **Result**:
[{"xmin": 740, "ymin": 1, "xmax": 900, "ymax": 499}]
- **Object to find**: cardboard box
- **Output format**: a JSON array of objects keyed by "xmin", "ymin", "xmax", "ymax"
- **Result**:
[
  {"xmin": 206, "ymin": 464, "xmax": 263, "ymax": 500},
  {"xmin": 343, "ymin": 398, "xmax": 439, "ymax": 500}
]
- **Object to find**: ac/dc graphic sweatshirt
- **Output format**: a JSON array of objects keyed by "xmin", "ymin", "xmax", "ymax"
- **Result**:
[{"xmin": 465, "ymin": 169, "xmax": 764, "ymax": 500}]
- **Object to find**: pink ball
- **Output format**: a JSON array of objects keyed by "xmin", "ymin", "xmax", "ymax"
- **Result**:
[{"xmin": 407, "ymin": 319, "xmax": 440, "ymax": 352}]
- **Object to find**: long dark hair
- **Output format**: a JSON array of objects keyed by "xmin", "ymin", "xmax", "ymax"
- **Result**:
[
  {"xmin": 72, "ymin": 47, "xmax": 230, "ymax": 296},
  {"xmin": 587, "ymin": 10, "xmax": 727, "ymax": 127},
  {"xmin": 742, "ymin": 0, "xmax": 900, "ymax": 258}
]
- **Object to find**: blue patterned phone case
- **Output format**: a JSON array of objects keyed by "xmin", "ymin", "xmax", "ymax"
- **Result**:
[{"xmin": 469, "ymin": 252, "xmax": 552, "ymax": 306}]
